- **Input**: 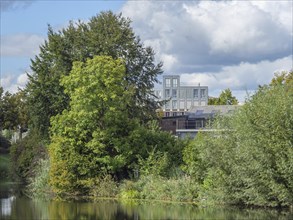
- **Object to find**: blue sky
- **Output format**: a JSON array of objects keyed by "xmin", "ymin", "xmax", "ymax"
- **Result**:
[{"xmin": 1, "ymin": 0, "xmax": 292, "ymax": 103}]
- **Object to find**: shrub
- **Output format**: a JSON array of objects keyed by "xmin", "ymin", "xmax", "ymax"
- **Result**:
[
  {"xmin": 27, "ymin": 158, "xmax": 51, "ymax": 198},
  {"xmin": 183, "ymin": 81, "xmax": 293, "ymax": 207},
  {"xmin": 89, "ymin": 175, "xmax": 119, "ymax": 199},
  {"xmin": 9, "ymin": 130, "xmax": 47, "ymax": 182}
]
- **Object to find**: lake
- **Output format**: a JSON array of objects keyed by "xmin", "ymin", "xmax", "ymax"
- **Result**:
[{"xmin": 1, "ymin": 182, "xmax": 292, "ymax": 220}]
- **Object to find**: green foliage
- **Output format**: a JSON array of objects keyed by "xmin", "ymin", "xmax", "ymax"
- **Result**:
[
  {"xmin": 0, "ymin": 133, "xmax": 11, "ymax": 153},
  {"xmin": 129, "ymin": 121, "xmax": 185, "ymax": 177},
  {"xmin": 184, "ymin": 75, "xmax": 293, "ymax": 207},
  {"xmin": 49, "ymin": 56, "xmax": 134, "ymax": 195},
  {"xmin": 138, "ymin": 149, "xmax": 170, "ymax": 177},
  {"xmin": 49, "ymin": 56, "xmax": 184, "ymax": 196},
  {"xmin": 119, "ymin": 175, "xmax": 199, "ymax": 202},
  {"xmin": 27, "ymin": 158, "xmax": 51, "ymax": 198},
  {"xmin": 208, "ymin": 88, "xmax": 238, "ymax": 105},
  {"xmin": 0, "ymin": 154, "xmax": 10, "ymax": 181},
  {"xmin": 0, "ymin": 89, "xmax": 29, "ymax": 141},
  {"xmin": 27, "ymin": 11, "xmax": 162, "ymax": 138},
  {"xmin": 9, "ymin": 130, "xmax": 47, "ymax": 182},
  {"xmin": 86, "ymin": 175, "xmax": 118, "ymax": 199}
]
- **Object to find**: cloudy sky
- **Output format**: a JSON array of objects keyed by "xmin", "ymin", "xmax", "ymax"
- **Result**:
[{"xmin": 1, "ymin": 0, "xmax": 292, "ymax": 103}]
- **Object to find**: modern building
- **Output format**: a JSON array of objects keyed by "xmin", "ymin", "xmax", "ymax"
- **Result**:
[
  {"xmin": 159, "ymin": 105, "xmax": 240, "ymax": 138},
  {"xmin": 158, "ymin": 75, "xmax": 208, "ymax": 117}
]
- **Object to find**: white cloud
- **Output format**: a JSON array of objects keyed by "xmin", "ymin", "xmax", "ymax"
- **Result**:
[
  {"xmin": 16, "ymin": 73, "xmax": 28, "ymax": 87},
  {"xmin": 1, "ymin": 73, "xmax": 29, "ymax": 94},
  {"xmin": 122, "ymin": 0, "xmax": 292, "ymax": 71},
  {"xmin": 1, "ymin": 34, "xmax": 44, "ymax": 57},
  {"xmin": 180, "ymin": 56, "xmax": 293, "ymax": 102},
  {"xmin": 121, "ymin": 0, "xmax": 292, "ymax": 102}
]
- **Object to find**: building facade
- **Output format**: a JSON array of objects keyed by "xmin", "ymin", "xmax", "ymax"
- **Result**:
[
  {"xmin": 159, "ymin": 105, "xmax": 240, "ymax": 138},
  {"xmin": 160, "ymin": 75, "xmax": 208, "ymax": 117}
]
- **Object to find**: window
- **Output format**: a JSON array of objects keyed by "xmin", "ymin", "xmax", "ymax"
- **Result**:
[
  {"xmin": 186, "ymin": 89, "xmax": 192, "ymax": 98},
  {"xmin": 165, "ymin": 89, "xmax": 170, "ymax": 98},
  {"xmin": 165, "ymin": 101, "xmax": 170, "ymax": 109},
  {"xmin": 179, "ymin": 101, "xmax": 185, "ymax": 109},
  {"xmin": 186, "ymin": 101, "xmax": 192, "ymax": 109},
  {"xmin": 172, "ymin": 100, "xmax": 177, "ymax": 109},
  {"xmin": 172, "ymin": 89, "xmax": 177, "ymax": 98},
  {"xmin": 179, "ymin": 89, "xmax": 186, "ymax": 98},
  {"xmin": 200, "ymin": 89, "xmax": 206, "ymax": 98},
  {"xmin": 193, "ymin": 89, "xmax": 199, "ymax": 98},
  {"xmin": 172, "ymin": 113, "xmax": 177, "ymax": 117},
  {"xmin": 165, "ymin": 112, "xmax": 170, "ymax": 117},
  {"xmin": 172, "ymin": 78, "xmax": 178, "ymax": 87},
  {"xmin": 165, "ymin": 78, "xmax": 171, "ymax": 87}
]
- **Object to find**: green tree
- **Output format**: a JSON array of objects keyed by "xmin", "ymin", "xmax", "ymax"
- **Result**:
[
  {"xmin": 27, "ymin": 11, "xmax": 162, "ymax": 138},
  {"xmin": 184, "ymin": 72, "xmax": 293, "ymax": 207},
  {"xmin": 270, "ymin": 70, "xmax": 293, "ymax": 86},
  {"xmin": 208, "ymin": 88, "xmax": 238, "ymax": 105},
  {"xmin": 49, "ymin": 56, "xmax": 135, "ymax": 195},
  {"xmin": 0, "ymin": 89, "xmax": 29, "ymax": 138}
]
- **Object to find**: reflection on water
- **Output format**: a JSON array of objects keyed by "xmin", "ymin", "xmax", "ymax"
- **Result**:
[
  {"xmin": 0, "ymin": 184, "xmax": 292, "ymax": 220},
  {"xmin": 1, "ymin": 196, "xmax": 15, "ymax": 216}
]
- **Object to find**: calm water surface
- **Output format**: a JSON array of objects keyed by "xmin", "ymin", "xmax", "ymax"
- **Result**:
[{"xmin": 1, "ymin": 182, "xmax": 292, "ymax": 220}]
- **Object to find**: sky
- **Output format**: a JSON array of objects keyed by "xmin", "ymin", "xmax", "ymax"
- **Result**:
[{"xmin": 1, "ymin": 0, "xmax": 292, "ymax": 103}]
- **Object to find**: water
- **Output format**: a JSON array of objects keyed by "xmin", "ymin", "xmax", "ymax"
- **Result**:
[{"xmin": 1, "ymin": 182, "xmax": 292, "ymax": 220}]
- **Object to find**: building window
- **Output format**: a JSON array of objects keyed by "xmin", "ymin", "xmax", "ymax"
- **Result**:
[
  {"xmin": 179, "ymin": 101, "xmax": 185, "ymax": 109},
  {"xmin": 165, "ymin": 89, "xmax": 170, "ymax": 98},
  {"xmin": 172, "ymin": 89, "xmax": 177, "ymax": 98},
  {"xmin": 179, "ymin": 89, "xmax": 185, "ymax": 98},
  {"xmin": 172, "ymin": 78, "xmax": 178, "ymax": 87},
  {"xmin": 165, "ymin": 112, "xmax": 170, "ymax": 117},
  {"xmin": 186, "ymin": 89, "xmax": 192, "ymax": 98},
  {"xmin": 165, "ymin": 101, "xmax": 170, "ymax": 109},
  {"xmin": 193, "ymin": 89, "xmax": 199, "ymax": 98},
  {"xmin": 172, "ymin": 100, "xmax": 177, "ymax": 109},
  {"xmin": 165, "ymin": 78, "xmax": 171, "ymax": 87},
  {"xmin": 186, "ymin": 101, "xmax": 192, "ymax": 109},
  {"xmin": 172, "ymin": 112, "xmax": 177, "ymax": 117},
  {"xmin": 200, "ymin": 89, "xmax": 206, "ymax": 98}
]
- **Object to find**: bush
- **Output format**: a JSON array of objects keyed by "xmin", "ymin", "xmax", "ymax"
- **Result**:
[
  {"xmin": 119, "ymin": 175, "xmax": 199, "ymax": 202},
  {"xmin": 27, "ymin": 158, "xmax": 51, "ymax": 198},
  {"xmin": 9, "ymin": 130, "xmax": 47, "ymax": 182},
  {"xmin": 183, "ymin": 81, "xmax": 293, "ymax": 207},
  {"xmin": 89, "ymin": 175, "xmax": 119, "ymax": 199}
]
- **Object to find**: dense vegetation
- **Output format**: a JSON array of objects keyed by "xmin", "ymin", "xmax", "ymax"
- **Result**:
[
  {"xmin": 208, "ymin": 88, "xmax": 238, "ymax": 105},
  {"xmin": 1, "ymin": 10, "xmax": 292, "ymax": 208},
  {"xmin": 184, "ymin": 72, "xmax": 293, "ymax": 207},
  {"xmin": 27, "ymin": 11, "xmax": 162, "ymax": 139}
]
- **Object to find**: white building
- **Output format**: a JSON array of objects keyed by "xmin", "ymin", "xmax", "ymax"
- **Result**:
[{"xmin": 155, "ymin": 75, "xmax": 208, "ymax": 117}]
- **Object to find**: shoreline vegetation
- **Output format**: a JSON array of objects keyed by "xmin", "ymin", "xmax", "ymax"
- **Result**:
[{"xmin": 1, "ymin": 11, "xmax": 292, "ymax": 210}]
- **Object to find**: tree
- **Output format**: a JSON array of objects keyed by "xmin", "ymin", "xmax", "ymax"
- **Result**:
[
  {"xmin": 208, "ymin": 88, "xmax": 238, "ymax": 105},
  {"xmin": 270, "ymin": 70, "xmax": 293, "ymax": 86},
  {"xmin": 49, "ymin": 56, "xmax": 181, "ymax": 196},
  {"xmin": 27, "ymin": 11, "xmax": 162, "ymax": 138},
  {"xmin": 49, "ymin": 56, "xmax": 138, "ymax": 195},
  {"xmin": 184, "ymin": 73, "xmax": 293, "ymax": 207},
  {"xmin": 0, "ymin": 89, "xmax": 29, "ymax": 139}
]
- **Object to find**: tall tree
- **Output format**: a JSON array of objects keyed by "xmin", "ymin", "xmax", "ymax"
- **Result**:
[
  {"xmin": 208, "ymin": 88, "xmax": 238, "ymax": 105},
  {"xmin": 27, "ymin": 11, "xmax": 163, "ymax": 138},
  {"xmin": 0, "ymin": 89, "xmax": 29, "ymax": 138}
]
